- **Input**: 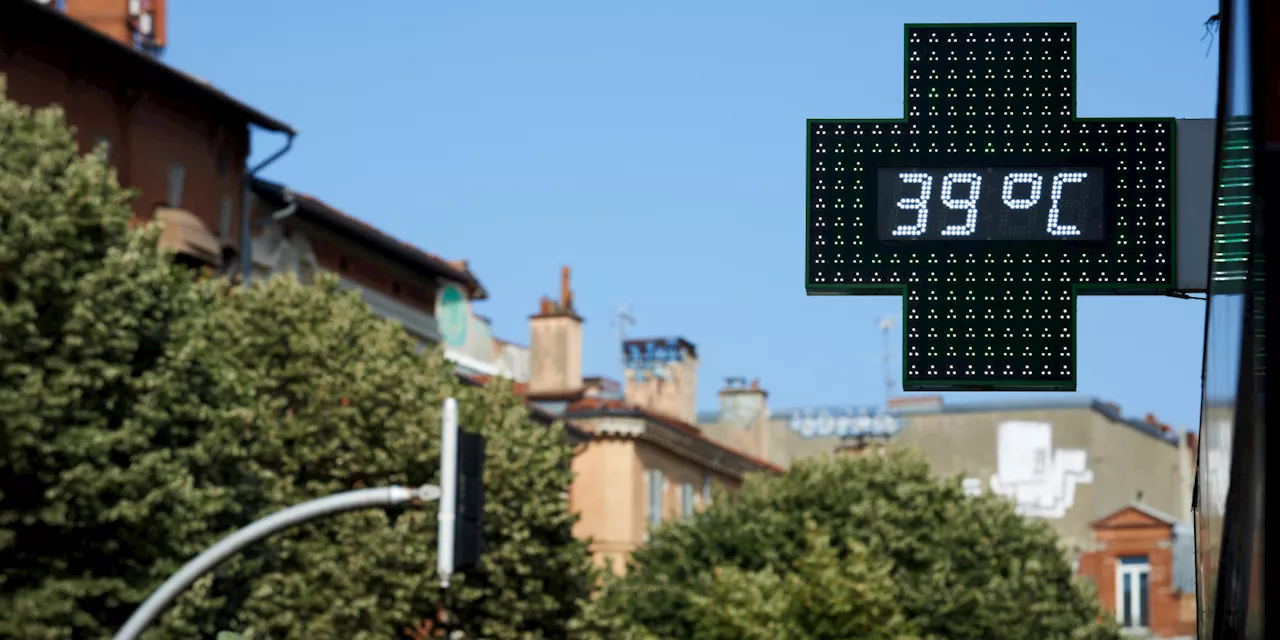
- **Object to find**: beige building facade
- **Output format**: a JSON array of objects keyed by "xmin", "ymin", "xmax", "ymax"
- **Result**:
[
  {"xmin": 698, "ymin": 388, "xmax": 1198, "ymax": 637},
  {"xmin": 698, "ymin": 392, "xmax": 1195, "ymax": 556},
  {"xmin": 520, "ymin": 269, "xmax": 780, "ymax": 573}
]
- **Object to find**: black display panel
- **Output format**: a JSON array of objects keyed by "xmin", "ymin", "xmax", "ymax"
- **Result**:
[
  {"xmin": 875, "ymin": 167, "xmax": 1106, "ymax": 241},
  {"xmin": 804, "ymin": 23, "xmax": 1176, "ymax": 392}
]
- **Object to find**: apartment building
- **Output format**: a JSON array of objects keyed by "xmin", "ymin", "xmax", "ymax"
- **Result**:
[
  {"xmin": 1, "ymin": 0, "xmax": 292, "ymax": 271},
  {"xmin": 517, "ymin": 269, "xmax": 781, "ymax": 573}
]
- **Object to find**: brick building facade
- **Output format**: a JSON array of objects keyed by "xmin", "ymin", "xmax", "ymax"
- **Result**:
[
  {"xmin": 3, "ymin": 1, "xmax": 528, "ymax": 384},
  {"xmin": 1, "ymin": 0, "xmax": 293, "ymax": 271},
  {"xmin": 1078, "ymin": 503, "xmax": 1197, "ymax": 639}
]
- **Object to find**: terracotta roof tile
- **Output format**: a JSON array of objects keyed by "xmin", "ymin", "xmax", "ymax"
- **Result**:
[
  {"xmin": 468, "ymin": 374, "xmax": 528, "ymax": 396},
  {"xmin": 523, "ymin": 387, "xmax": 589, "ymax": 402},
  {"xmin": 565, "ymin": 397, "xmax": 629, "ymax": 412},
  {"xmin": 455, "ymin": 373, "xmax": 587, "ymax": 442}
]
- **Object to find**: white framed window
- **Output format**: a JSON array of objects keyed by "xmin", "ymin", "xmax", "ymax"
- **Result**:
[
  {"xmin": 168, "ymin": 162, "xmax": 186, "ymax": 208},
  {"xmin": 961, "ymin": 477, "xmax": 982, "ymax": 497},
  {"xmin": 1115, "ymin": 555, "xmax": 1150, "ymax": 630},
  {"xmin": 646, "ymin": 469, "xmax": 664, "ymax": 528},
  {"xmin": 680, "ymin": 483, "xmax": 695, "ymax": 518}
]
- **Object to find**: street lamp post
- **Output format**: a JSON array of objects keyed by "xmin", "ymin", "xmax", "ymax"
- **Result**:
[{"xmin": 112, "ymin": 484, "xmax": 442, "ymax": 640}]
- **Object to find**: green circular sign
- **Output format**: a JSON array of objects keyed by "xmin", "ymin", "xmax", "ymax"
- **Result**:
[{"xmin": 437, "ymin": 284, "xmax": 468, "ymax": 348}]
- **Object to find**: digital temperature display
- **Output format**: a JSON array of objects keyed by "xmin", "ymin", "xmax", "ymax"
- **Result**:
[
  {"xmin": 804, "ymin": 23, "xmax": 1176, "ymax": 392},
  {"xmin": 876, "ymin": 167, "xmax": 1106, "ymax": 241}
]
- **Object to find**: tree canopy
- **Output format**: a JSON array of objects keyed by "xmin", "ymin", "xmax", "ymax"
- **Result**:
[
  {"xmin": 589, "ymin": 449, "xmax": 1120, "ymax": 640},
  {"xmin": 0, "ymin": 77, "xmax": 601, "ymax": 639}
]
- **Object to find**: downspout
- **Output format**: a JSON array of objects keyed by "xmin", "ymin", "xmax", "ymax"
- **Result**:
[
  {"xmin": 239, "ymin": 132, "xmax": 295, "ymax": 287},
  {"xmin": 242, "ymin": 188, "xmax": 300, "ymax": 278},
  {"xmin": 253, "ymin": 189, "xmax": 298, "ymax": 230}
]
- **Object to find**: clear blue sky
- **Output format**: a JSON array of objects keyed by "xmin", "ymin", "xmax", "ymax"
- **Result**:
[{"xmin": 166, "ymin": 0, "xmax": 1220, "ymax": 430}]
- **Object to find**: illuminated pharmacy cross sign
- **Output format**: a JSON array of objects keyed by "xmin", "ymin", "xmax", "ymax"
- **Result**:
[{"xmin": 805, "ymin": 23, "xmax": 1175, "ymax": 391}]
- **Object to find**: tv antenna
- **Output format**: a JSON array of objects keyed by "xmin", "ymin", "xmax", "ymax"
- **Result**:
[
  {"xmin": 614, "ymin": 304, "xmax": 636, "ymax": 371},
  {"xmin": 878, "ymin": 314, "xmax": 897, "ymax": 406}
]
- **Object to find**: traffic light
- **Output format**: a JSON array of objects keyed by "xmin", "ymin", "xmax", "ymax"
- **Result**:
[
  {"xmin": 438, "ymin": 398, "xmax": 486, "ymax": 586},
  {"xmin": 453, "ymin": 430, "xmax": 486, "ymax": 570}
]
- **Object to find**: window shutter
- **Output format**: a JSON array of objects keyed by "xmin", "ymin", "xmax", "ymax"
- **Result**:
[
  {"xmin": 681, "ymin": 483, "xmax": 695, "ymax": 517},
  {"xmin": 647, "ymin": 470, "xmax": 664, "ymax": 527},
  {"xmin": 168, "ymin": 162, "xmax": 186, "ymax": 208}
]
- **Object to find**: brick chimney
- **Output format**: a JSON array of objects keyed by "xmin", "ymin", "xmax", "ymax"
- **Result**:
[
  {"xmin": 887, "ymin": 395, "xmax": 943, "ymax": 413},
  {"xmin": 623, "ymin": 337, "xmax": 698, "ymax": 423},
  {"xmin": 528, "ymin": 267, "xmax": 583, "ymax": 395},
  {"xmin": 61, "ymin": 0, "xmax": 167, "ymax": 53}
]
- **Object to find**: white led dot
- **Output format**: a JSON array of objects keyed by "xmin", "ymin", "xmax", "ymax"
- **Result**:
[
  {"xmin": 940, "ymin": 172, "xmax": 982, "ymax": 236},
  {"xmin": 892, "ymin": 172, "xmax": 932, "ymax": 236},
  {"xmin": 1001, "ymin": 172, "xmax": 1044, "ymax": 209},
  {"xmin": 1047, "ymin": 171, "xmax": 1088, "ymax": 235}
]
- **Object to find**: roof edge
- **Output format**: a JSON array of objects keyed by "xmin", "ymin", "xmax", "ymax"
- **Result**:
[
  {"xmin": 566, "ymin": 406, "xmax": 782, "ymax": 474},
  {"xmin": 9, "ymin": 0, "xmax": 294, "ymax": 134},
  {"xmin": 251, "ymin": 179, "xmax": 485, "ymax": 297},
  {"xmin": 767, "ymin": 396, "xmax": 1182, "ymax": 446},
  {"xmin": 456, "ymin": 373, "xmax": 591, "ymax": 443}
]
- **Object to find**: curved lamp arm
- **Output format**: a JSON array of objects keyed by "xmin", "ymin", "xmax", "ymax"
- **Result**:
[{"xmin": 114, "ymin": 484, "xmax": 441, "ymax": 640}]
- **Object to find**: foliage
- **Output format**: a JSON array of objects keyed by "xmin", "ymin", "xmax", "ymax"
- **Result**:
[
  {"xmin": 686, "ymin": 524, "xmax": 918, "ymax": 640},
  {"xmin": 591, "ymin": 450, "xmax": 1121, "ymax": 640},
  {"xmin": 0, "ymin": 75, "xmax": 228, "ymax": 638},
  {"xmin": 184, "ymin": 276, "xmax": 600, "ymax": 639},
  {"xmin": 0, "ymin": 77, "xmax": 600, "ymax": 639}
]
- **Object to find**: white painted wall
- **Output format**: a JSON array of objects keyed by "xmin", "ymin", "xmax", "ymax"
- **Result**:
[{"xmin": 988, "ymin": 421, "xmax": 1095, "ymax": 519}]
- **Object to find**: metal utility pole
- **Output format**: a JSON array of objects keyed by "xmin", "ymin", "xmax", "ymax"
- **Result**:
[
  {"xmin": 436, "ymin": 397, "xmax": 486, "ymax": 639},
  {"xmin": 437, "ymin": 397, "xmax": 459, "ymax": 589},
  {"xmin": 878, "ymin": 315, "xmax": 897, "ymax": 406},
  {"xmin": 113, "ymin": 484, "xmax": 440, "ymax": 640}
]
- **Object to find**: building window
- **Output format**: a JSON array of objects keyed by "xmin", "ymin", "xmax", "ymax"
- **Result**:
[
  {"xmin": 701, "ymin": 471, "xmax": 712, "ymax": 506},
  {"xmin": 92, "ymin": 135, "xmax": 111, "ymax": 161},
  {"xmin": 646, "ymin": 469, "xmax": 664, "ymax": 528},
  {"xmin": 167, "ymin": 162, "xmax": 186, "ymax": 208},
  {"xmin": 680, "ymin": 483, "xmax": 695, "ymax": 518},
  {"xmin": 1116, "ymin": 555, "xmax": 1150, "ymax": 629},
  {"xmin": 962, "ymin": 478, "xmax": 982, "ymax": 497}
]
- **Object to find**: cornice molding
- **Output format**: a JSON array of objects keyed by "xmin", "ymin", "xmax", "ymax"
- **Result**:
[{"xmin": 577, "ymin": 413, "xmax": 773, "ymax": 479}]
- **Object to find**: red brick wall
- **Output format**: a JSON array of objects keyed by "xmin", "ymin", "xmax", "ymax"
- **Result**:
[
  {"xmin": 1, "ymin": 28, "xmax": 249, "ymax": 245},
  {"xmin": 1078, "ymin": 520, "xmax": 1195, "ymax": 638},
  {"xmin": 305, "ymin": 230, "xmax": 440, "ymax": 317},
  {"xmin": 62, "ymin": 0, "xmax": 133, "ymax": 46}
]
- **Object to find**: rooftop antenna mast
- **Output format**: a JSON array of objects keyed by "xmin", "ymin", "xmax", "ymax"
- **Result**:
[
  {"xmin": 614, "ymin": 304, "xmax": 636, "ymax": 372},
  {"xmin": 878, "ymin": 314, "xmax": 897, "ymax": 407}
]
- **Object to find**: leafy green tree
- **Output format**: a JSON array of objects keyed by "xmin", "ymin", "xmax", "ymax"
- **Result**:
[
  {"xmin": 0, "ymin": 76, "xmax": 235, "ymax": 638},
  {"xmin": 686, "ymin": 524, "xmax": 918, "ymax": 640},
  {"xmin": 0, "ymin": 78, "xmax": 601, "ymax": 639},
  {"xmin": 181, "ymin": 275, "xmax": 601, "ymax": 639},
  {"xmin": 592, "ymin": 450, "xmax": 1120, "ymax": 640}
]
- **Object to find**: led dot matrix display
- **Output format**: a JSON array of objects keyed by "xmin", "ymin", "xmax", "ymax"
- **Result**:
[{"xmin": 806, "ymin": 23, "xmax": 1175, "ymax": 391}]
